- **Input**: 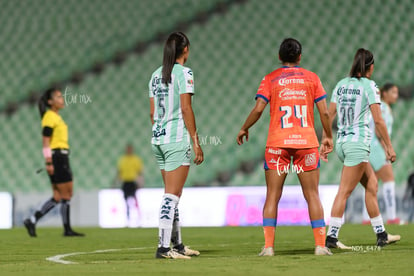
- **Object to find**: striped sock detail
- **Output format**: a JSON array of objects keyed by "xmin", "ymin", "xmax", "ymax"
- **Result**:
[
  {"xmin": 311, "ymin": 219, "xmax": 325, "ymax": 229},
  {"xmin": 171, "ymin": 207, "xmax": 182, "ymax": 247},
  {"xmin": 60, "ymin": 199, "xmax": 71, "ymax": 231},
  {"xmin": 263, "ymin": 218, "xmax": 277, "ymax": 227},
  {"xmin": 32, "ymin": 197, "xmax": 58, "ymax": 223},
  {"xmin": 311, "ymin": 219, "xmax": 326, "ymax": 247}
]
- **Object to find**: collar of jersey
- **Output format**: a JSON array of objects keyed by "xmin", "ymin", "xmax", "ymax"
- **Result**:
[{"xmin": 281, "ymin": 65, "xmax": 301, "ymax": 68}]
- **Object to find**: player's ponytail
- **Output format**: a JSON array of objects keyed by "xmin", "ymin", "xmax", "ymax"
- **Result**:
[
  {"xmin": 349, "ymin": 48, "xmax": 374, "ymax": 79},
  {"xmin": 162, "ymin": 32, "xmax": 190, "ymax": 85},
  {"xmin": 38, "ymin": 88, "xmax": 56, "ymax": 118}
]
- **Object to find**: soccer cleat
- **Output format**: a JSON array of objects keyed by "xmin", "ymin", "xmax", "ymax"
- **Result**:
[
  {"xmin": 376, "ymin": 231, "xmax": 401, "ymax": 247},
  {"xmin": 64, "ymin": 230, "xmax": 85, "ymax": 237},
  {"xmin": 314, "ymin": 246, "xmax": 333, "ymax": 256},
  {"xmin": 174, "ymin": 245, "xmax": 200, "ymax": 256},
  {"xmin": 156, "ymin": 248, "xmax": 191, "ymax": 259},
  {"xmin": 326, "ymin": 236, "xmax": 351, "ymax": 249},
  {"xmin": 258, "ymin": 247, "xmax": 274, "ymax": 256},
  {"xmin": 23, "ymin": 219, "xmax": 37, "ymax": 237}
]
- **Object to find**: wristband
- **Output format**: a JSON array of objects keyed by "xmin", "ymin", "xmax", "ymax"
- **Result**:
[{"xmin": 43, "ymin": 147, "xmax": 52, "ymax": 159}]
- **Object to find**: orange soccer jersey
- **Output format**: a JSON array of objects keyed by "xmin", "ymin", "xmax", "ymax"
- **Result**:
[{"xmin": 255, "ymin": 66, "xmax": 327, "ymax": 149}]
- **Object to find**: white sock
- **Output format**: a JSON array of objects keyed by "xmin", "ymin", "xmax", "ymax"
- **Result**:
[
  {"xmin": 171, "ymin": 206, "xmax": 182, "ymax": 247},
  {"xmin": 382, "ymin": 181, "xmax": 396, "ymax": 220},
  {"xmin": 158, "ymin": 193, "xmax": 179, "ymax": 248},
  {"xmin": 370, "ymin": 215, "xmax": 385, "ymax": 234},
  {"xmin": 362, "ymin": 190, "xmax": 370, "ymax": 221},
  {"xmin": 327, "ymin": 217, "xmax": 343, "ymax": 238}
]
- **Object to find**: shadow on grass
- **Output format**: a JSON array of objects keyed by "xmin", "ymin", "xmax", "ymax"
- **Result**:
[{"xmin": 275, "ymin": 248, "xmax": 314, "ymax": 255}]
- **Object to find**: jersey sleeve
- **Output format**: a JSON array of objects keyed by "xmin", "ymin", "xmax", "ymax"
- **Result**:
[
  {"xmin": 313, "ymin": 74, "xmax": 327, "ymax": 103},
  {"xmin": 380, "ymin": 101, "xmax": 387, "ymax": 115},
  {"xmin": 255, "ymin": 76, "xmax": 270, "ymax": 103},
  {"xmin": 149, "ymin": 77, "xmax": 154, "ymax": 98},
  {"xmin": 41, "ymin": 111, "xmax": 57, "ymax": 129},
  {"xmin": 367, "ymin": 80, "xmax": 381, "ymax": 105},
  {"xmin": 178, "ymin": 67, "xmax": 194, "ymax": 95},
  {"xmin": 330, "ymin": 83, "xmax": 339, "ymax": 104}
]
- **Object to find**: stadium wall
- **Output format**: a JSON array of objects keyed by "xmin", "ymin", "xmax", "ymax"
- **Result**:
[{"xmin": 3, "ymin": 185, "xmax": 411, "ymax": 229}]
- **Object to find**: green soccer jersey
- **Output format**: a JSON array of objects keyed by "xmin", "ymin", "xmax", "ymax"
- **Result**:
[
  {"xmin": 149, "ymin": 63, "xmax": 194, "ymax": 145},
  {"xmin": 331, "ymin": 77, "xmax": 381, "ymax": 146},
  {"xmin": 370, "ymin": 100, "xmax": 393, "ymax": 146}
]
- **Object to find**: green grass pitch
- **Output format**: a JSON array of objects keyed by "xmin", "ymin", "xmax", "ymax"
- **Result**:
[{"xmin": 1, "ymin": 224, "xmax": 413, "ymax": 275}]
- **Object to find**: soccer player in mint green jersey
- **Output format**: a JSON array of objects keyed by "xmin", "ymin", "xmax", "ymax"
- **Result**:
[
  {"xmin": 362, "ymin": 83, "xmax": 400, "ymax": 224},
  {"xmin": 320, "ymin": 48, "xmax": 400, "ymax": 248},
  {"xmin": 149, "ymin": 32, "xmax": 203, "ymax": 259}
]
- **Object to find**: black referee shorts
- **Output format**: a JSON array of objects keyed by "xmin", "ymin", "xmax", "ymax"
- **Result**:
[
  {"xmin": 122, "ymin": 181, "xmax": 138, "ymax": 199},
  {"xmin": 49, "ymin": 149, "xmax": 73, "ymax": 184}
]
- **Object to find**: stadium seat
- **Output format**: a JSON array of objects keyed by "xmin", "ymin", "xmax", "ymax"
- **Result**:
[{"xmin": 1, "ymin": 0, "xmax": 413, "ymax": 193}]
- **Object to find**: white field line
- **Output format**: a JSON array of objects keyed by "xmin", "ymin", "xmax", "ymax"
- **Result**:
[
  {"xmin": 46, "ymin": 247, "xmax": 150, "ymax": 264},
  {"xmin": 46, "ymin": 242, "xmax": 273, "ymax": 265}
]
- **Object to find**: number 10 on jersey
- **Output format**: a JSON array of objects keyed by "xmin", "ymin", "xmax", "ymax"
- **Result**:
[{"xmin": 280, "ymin": 105, "xmax": 308, "ymax": 128}]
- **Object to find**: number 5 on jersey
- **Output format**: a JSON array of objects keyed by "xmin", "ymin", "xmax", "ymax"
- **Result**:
[
  {"xmin": 280, "ymin": 105, "xmax": 308, "ymax": 128},
  {"xmin": 158, "ymin": 95, "xmax": 165, "ymax": 119}
]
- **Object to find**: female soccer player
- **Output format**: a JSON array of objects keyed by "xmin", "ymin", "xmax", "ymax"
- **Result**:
[
  {"xmin": 24, "ymin": 88, "xmax": 84, "ymax": 237},
  {"xmin": 323, "ymin": 49, "xmax": 400, "ymax": 248},
  {"xmin": 237, "ymin": 38, "xmax": 334, "ymax": 256},
  {"xmin": 362, "ymin": 83, "xmax": 400, "ymax": 224},
  {"xmin": 149, "ymin": 31, "xmax": 203, "ymax": 259}
]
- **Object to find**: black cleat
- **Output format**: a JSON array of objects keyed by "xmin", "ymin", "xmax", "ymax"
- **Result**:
[
  {"xmin": 23, "ymin": 219, "xmax": 37, "ymax": 237},
  {"xmin": 376, "ymin": 231, "xmax": 401, "ymax": 247},
  {"xmin": 155, "ymin": 247, "xmax": 191, "ymax": 259},
  {"xmin": 173, "ymin": 244, "xmax": 200, "ymax": 256},
  {"xmin": 326, "ymin": 236, "xmax": 338, "ymax": 248},
  {"xmin": 326, "ymin": 236, "xmax": 351, "ymax": 249},
  {"xmin": 64, "ymin": 230, "xmax": 85, "ymax": 237}
]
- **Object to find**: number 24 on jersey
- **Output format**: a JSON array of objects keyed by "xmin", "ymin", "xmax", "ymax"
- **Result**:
[{"xmin": 280, "ymin": 105, "xmax": 308, "ymax": 128}]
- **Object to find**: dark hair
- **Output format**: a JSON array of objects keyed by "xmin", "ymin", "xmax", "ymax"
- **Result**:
[
  {"xmin": 162, "ymin": 32, "xmax": 190, "ymax": 85},
  {"xmin": 38, "ymin": 88, "xmax": 58, "ymax": 118},
  {"xmin": 349, "ymin": 48, "xmax": 374, "ymax": 79},
  {"xmin": 279, "ymin": 38, "xmax": 302, "ymax": 63},
  {"xmin": 380, "ymin": 82, "xmax": 396, "ymax": 98}
]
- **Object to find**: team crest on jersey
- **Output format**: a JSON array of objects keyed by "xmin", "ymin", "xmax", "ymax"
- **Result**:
[
  {"xmin": 187, "ymin": 79, "xmax": 194, "ymax": 85},
  {"xmin": 305, "ymin": 153, "xmax": 316, "ymax": 166}
]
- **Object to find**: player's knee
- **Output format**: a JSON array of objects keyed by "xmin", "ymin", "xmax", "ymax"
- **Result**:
[
  {"xmin": 305, "ymin": 195, "xmax": 321, "ymax": 208},
  {"xmin": 59, "ymin": 190, "xmax": 72, "ymax": 200},
  {"xmin": 338, "ymin": 188, "xmax": 353, "ymax": 199}
]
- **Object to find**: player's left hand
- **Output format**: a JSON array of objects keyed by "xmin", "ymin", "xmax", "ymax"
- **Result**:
[{"xmin": 236, "ymin": 129, "xmax": 249, "ymax": 145}]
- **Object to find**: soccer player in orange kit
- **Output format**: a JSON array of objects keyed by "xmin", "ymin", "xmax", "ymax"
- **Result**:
[{"xmin": 237, "ymin": 38, "xmax": 333, "ymax": 256}]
